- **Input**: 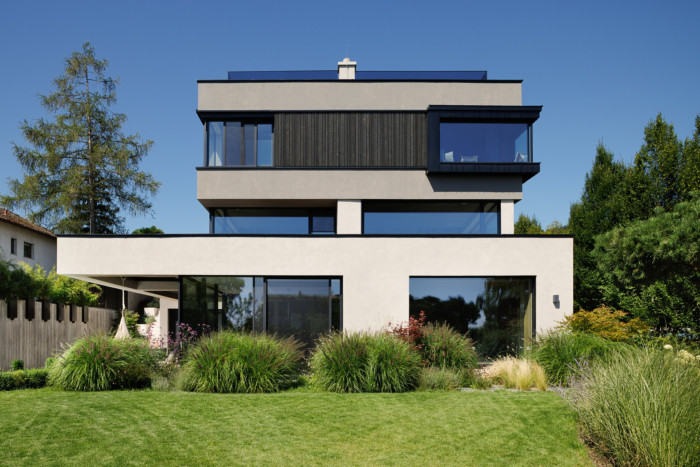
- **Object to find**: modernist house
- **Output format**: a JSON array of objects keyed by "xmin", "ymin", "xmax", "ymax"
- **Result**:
[{"xmin": 58, "ymin": 59, "xmax": 573, "ymax": 356}]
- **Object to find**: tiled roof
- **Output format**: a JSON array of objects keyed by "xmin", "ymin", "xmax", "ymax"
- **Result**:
[{"xmin": 0, "ymin": 208, "xmax": 55, "ymax": 238}]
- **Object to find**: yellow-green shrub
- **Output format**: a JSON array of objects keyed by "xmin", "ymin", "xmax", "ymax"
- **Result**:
[{"xmin": 562, "ymin": 305, "xmax": 649, "ymax": 342}]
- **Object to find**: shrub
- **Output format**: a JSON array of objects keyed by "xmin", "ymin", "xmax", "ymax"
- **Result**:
[
  {"xmin": 49, "ymin": 334, "xmax": 157, "ymax": 391},
  {"xmin": 531, "ymin": 330, "xmax": 620, "ymax": 386},
  {"xmin": 485, "ymin": 357, "xmax": 547, "ymax": 391},
  {"xmin": 562, "ymin": 305, "xmax": 650, "ymax": 342},
  {"xmin": 420, "ymin": 323, "xmax": 478, "ymax": 370},
  {"xmin": 564, "ymin": 346, "xmax": 700, "ymax": 466},
  {"xmin": 418, "ymin": 367, "xmax": 462, "ymax": 391},
  {"xmin": 11, "ymin": 360, "xmax": 24, "ymax": 371},
  {"xmin": 310, "ymin": 332, "xmax": 422, "ymax": 393},
  {"xmin": 178, "ymin": 331, "xmax": 303, "ymax": 393},
  {"xmin": 388, "ymin": 310, "xmax": 427, "ymax": 351},
  {"xmin": 0, "ymin": 369, "xmax": 49, "ymax": 390}
]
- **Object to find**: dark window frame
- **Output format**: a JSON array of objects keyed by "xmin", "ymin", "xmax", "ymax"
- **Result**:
[
  {"xmin": 362, "ymin": 200, "xmax": 501, "ymax": 235},
  {"xmin": 23, "ymin": 242, "xmax": 33, "ymax": 259},
  {"xmin": 201, "ymin": 113, "xmax": 274, "ymax": 168},
  {"xmin": 426, "ymin": 106, "xmax": 541, "ymax": 180},
  {"xmin": 10, "ymin": 238, "xmax": 17, "ymax": 255},
  {"xmin": 210, "ymin": 207, "xmax": 336, "ymax": 235}
]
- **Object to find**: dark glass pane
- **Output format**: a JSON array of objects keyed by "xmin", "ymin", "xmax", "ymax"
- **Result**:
[
  {"xmin": 253, "ymin": 277, "xmax": 265, "ymax": 332},
  {"xmin": 207, "ymin": 122, "xmax": 223, "ymax": 166},
  {"xmin": 244, "ymin": 124, "xmax": 256, "ymax": 166},
  {"xmin": 312, "ymin": 215, "xmax": 334, "ymax": 234},
  {"xmin": 331, "ymin": 279, "xmax": 342, "ymax": 331},
  {"xmin": 364, "ymin": 202, "xmax": 499, "ymax": 235},
  {"xmin": 224, "ymin": 121, "xmax": 242, "ymax": 166},
  {"xmin": 180, "ymin": 277, "xmax": 218, "ymax": 330},
  {"xmin": 409, "ymin": 277, "xmax": 533, "ymax": 358},
  {"xmin": 440, "ymin": 123, "xmax": 529, "ymax": 163},
  {"xmin": 257, "ymin": 124, "xmax": 273, "ymax": 166},
  {"xmin": 215, "ymin": 215, "xmax": 309, "ymax": 234},
  {"xmin": 266, "ymin": 279, "xmax": 331, "ymax": 347}
]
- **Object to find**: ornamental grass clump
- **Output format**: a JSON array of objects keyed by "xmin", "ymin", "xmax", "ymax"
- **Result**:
[
  {"xmin": 49, "ymin": 334, "xmax": 157, "ymax": 391},
  {"xmin": 417, "ymin": 366, "xmax": 463, "ymax": 391},
  {"xmin": 310, "ymin": 332, "xmax": 422, "ymax": 393},
  {"xmin": 486, "ymin": 357, "xmax": 547, "ymax": 391},
  {"xmin": 420, "ymin": 323, "xmax": 479, "ymax": 370},
  {"xmin": 564, "ymin": 346, "xmax": 700, "ymax": 466},
  {"xmin": 178, "ymin": 331, "xmax": 303, "ymax": 393},
  {"xmin": 531, "ymin": 330, "xmax": 620, "ymax": 386}
]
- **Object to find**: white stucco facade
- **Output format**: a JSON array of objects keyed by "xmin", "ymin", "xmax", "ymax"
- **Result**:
[
  {"xmin": 58, "ymin": 235, "xmax": 572, "ymax": 334},
  {"xmin": 0, "ymin": 217, "xmax": 56, "ymax": 271}
]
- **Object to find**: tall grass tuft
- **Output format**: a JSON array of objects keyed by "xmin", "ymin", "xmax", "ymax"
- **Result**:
[
  {"xmin": 178, "ymin": 331, "xmax": 303, "ymax": 393},
  {"xmin": 531, "ymin": 330, "xmax": 620, "ymax": 385},
  {"xmin": 49, "ymin": 334, "xmax": 157, "ymax": 391},
  {"xmin": 486, "ymin": 357, "xmax": 547, "ymax": 391},
  {"xmin": 420, "ymin": 323, "xmax": 478, "ymax": 370},
  {"xmin": 564, "ymin": 346, "xmax": 700, "ymax": 466},
  {"xmin": 310, "ymin": 332, "xmax": 421, "ymax": 393},
  {"xmin": 418, "ymin": 367, "xmax": 462, "ymax": 391}
]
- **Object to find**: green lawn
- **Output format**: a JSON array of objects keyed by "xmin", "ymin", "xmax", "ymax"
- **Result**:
[{"xmin": 0, "ymin": 389, "xmax": 590, "ymax": 466}]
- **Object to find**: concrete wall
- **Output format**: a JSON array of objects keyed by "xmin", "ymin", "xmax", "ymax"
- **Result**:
[
  {"xmin": 198, "ymin": 81, "xmax": 522, "ymax": 111},
  {"xmin": 197, "ymin": 170, "xmax": 523, "ymax": 208},
  {"xmin": 0, "ymin": 222, "xmax": 56, "ymax": 271},
  {"xmin": 0, "ymin": 300, "xmax": 116, "ymax": 370},
  {"xmin": 58, "ymin": 235, "xmax": 573, "ymax": 335}
]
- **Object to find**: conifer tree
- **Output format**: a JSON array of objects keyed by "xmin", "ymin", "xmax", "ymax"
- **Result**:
[{"xmin": 2, "ymin": 42, "xmax": 159, "ymax": 234}]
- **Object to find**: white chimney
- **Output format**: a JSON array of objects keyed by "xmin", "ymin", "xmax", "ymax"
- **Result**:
[{"xmin": 337, "ymin": 57, "xmax": 357, "ymax": 80}]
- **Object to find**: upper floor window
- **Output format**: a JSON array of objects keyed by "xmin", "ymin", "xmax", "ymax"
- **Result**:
[
  {"xmin": 363, "ymin": 201, "xmax": 499, "ymax": 235},
  {"xmin": 206, "ymin": 120, "xmax": 273, "ymax": 167},
  {"xmin": 211, "ymin": 208, "xmax": 335, "ymax": 235},
  {"xmin": 440, "ymin": 122, "xmax": 531, "ymax": 163},
  {"xmin": 23, "ymin": 242, "xmax": 33, "ymax": 259},
  {"xmin": 10, "ymin": 238, "xmax": 17, "ymax": 255}
]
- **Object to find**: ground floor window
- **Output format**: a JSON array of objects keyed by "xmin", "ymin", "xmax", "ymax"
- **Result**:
[
  {"xmin": 180, "ymin": 276, "xmax": 341, "ymax": 347},
  {"xmin": 409, "ymin": 277, "xmax": 534, "ymax": 358}
]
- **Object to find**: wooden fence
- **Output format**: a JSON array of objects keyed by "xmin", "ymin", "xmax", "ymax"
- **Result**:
[{"xmin": 0, "ymin": 299, "xmax": 116, "ymax": 370}]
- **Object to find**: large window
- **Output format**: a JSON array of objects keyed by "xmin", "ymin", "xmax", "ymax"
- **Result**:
[
  {"xmin": 211, "ymin": 208, "xmax": 335, "ymax": 235},
  {"xmin": 410, "ymin": 277, "xmax": 533, "ymax": 358},
  {"xmin": 440, "ymin": 122, "xmax": 531, "ymax": 163},
  {"xmin": 363, "ymin": 201, "xmax": 499, "ymax": 235},
  {"xmin": 180, "ymin": 276, "xmax": 341, "ymax": 347},
  {"xmin": 206, "ymin": 120, "xmax": 273, "ymax": 167}
]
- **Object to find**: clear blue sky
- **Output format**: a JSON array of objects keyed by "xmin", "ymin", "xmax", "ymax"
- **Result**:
[{"xmin": 1, "ymin": 0, "xmax": 698, "ymax": 233}]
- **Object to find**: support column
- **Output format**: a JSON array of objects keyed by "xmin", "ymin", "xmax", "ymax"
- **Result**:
[
  {"xmin": 501, "ymin": 200, "xmax": 515, "ymax": 234},
  {"xmin": 336, "ymin": 200, "xmax": 362, "ymax": 234}
]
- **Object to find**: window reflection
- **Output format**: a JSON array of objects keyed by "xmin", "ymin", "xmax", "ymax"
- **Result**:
[
  {"xmin": 211, "ymin": 208, "xmax": 336, "ymax": 235},
  {"xmin": 206, "ymin": 120, "xmax": 274, "ymax": 167},
  {"xmin": 440, "ymin": 123, "xmax": 530, "ymax": 163},
  {"xmin": 409, "ymin": 277, "xmax": 533, "ymax": 358},
  {"xmin": 363, "ymin": 202, "xmax": 499, "ymax": 235},
  {"xmin": 180, "ymin": 276, "xmax": 342, "ymax": 348}
]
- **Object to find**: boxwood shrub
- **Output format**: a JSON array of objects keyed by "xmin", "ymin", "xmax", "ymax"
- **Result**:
[{"xmin": 0, "ymin": 369, "xmax": 49, "ymax": 390}]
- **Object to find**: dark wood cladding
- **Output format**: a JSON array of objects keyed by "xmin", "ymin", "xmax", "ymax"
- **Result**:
[{"xmin": 274, "ymin": 112, "xmax": 426, "ymax": 167}]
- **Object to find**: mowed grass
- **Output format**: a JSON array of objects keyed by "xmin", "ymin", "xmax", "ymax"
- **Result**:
[{"xmin": 0, "ymin": 389, "xmax": 590, "ymax": 466}]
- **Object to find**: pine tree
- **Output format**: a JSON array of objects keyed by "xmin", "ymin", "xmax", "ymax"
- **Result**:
[{"xmin": 1, "ymin": 42, "xmax": 159, "ymax": 234}]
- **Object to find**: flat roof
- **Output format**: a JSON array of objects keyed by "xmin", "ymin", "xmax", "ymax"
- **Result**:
[{"xmin": 226, "ymin": 70, "xmax": 488, "ymax": 81}]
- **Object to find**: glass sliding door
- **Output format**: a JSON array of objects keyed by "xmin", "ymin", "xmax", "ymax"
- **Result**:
[{"xmin": 179, "ymin": 276, "xmax": 341, "ymax": 347}]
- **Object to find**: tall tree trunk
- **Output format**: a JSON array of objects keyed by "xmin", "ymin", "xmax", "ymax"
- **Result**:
[{"xmin": 85, "ymin": 65, "xmax": 96, "ymax": 234}]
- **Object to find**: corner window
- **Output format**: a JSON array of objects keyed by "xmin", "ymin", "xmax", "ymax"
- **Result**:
[
  {"xmin": 440, "ymin": 122, "xmax": 531, "ymax": 163},
  {"xmin": 363, "ymin": 201, "xmax": 499, "ymax": 235},
  {"xmin": 211, "ymin": 208, "xmax": 335, "ymax": 235},
  {"xmin": 23, "ymin": 242, "xmax": 33, "ymax": 259},
  {"xmin": 206, "ymin": 120, "xmax": 273, "ymax": 167},
  {"xmin": 10, "ymin": 238, "xmax": 17, "ymax": 255}
]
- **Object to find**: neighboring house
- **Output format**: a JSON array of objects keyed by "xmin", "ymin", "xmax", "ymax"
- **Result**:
[
  {"xmin": 58, "ymin": 59, "xmax": 573, "ymax": 356},
  {"xmin": 0, "ymin": 208, "xmax": 56, "ymax": 271}
]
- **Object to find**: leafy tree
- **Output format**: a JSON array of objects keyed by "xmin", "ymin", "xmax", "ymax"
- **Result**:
[
  {"xmin": 132, "ymin": 225, "xmax": 164, "ymax": 234},
  {"xmin": 592, "ymin": 194, "xmax": 700, "ymax": 333},
  {"xmin": 514, "ymin": 214, "xmax": 543, "ymax": 234},
  {"xmin": 1, "ymin": 42, "xmax": 159, "ymax": 234}
]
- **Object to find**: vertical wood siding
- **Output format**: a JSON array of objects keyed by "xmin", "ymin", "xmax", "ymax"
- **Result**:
[
  {"xmin": 275, "ymin": 112, "xmax": 427, "ymax": 167},
  {"xmin": 0, "ymin": 300, "xmax": 116, "ymax": 370}
]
